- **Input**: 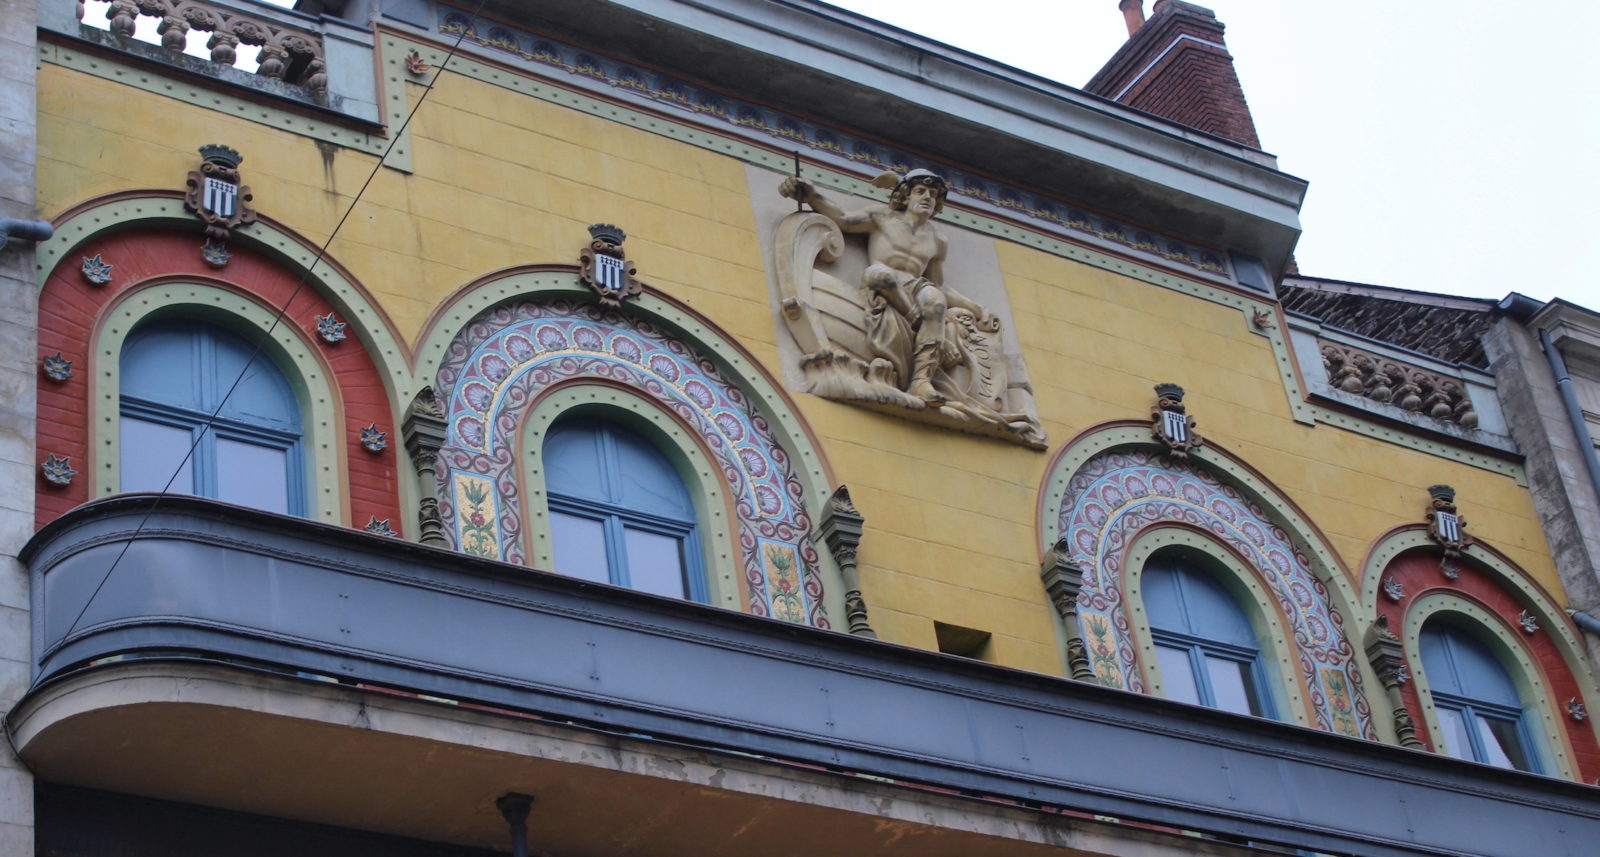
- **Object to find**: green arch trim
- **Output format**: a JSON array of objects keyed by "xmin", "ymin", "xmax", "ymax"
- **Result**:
[
  {"xmin": 1120, "ymin": 527, "xmax": 1312, "ymax": 727},
  {"xmin": 417, "ymin": 270, "xmax": 845, "ymax": 623},
  {"xmin": 520, "ymin": 385, "xmax": 743, "ymax": 611},
  {"xmin": 93, "ymin": 281, "xmax": 345, "ymax": 523},
  {"xmin": 1403, "ymin": 593, "xmax": 1576, "ymax": 779}
]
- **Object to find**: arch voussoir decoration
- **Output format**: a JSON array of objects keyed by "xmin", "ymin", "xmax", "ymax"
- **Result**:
[
  {"xmin": 434, "ymin": 297, "xmax": 829, "ymax": 627},
  {"xmin": 1044, "ymin": 427, "xmax": 1375, "ymax": 739}
]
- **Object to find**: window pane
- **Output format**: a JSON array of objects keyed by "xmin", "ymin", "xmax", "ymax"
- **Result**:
[
  {"xmin": 611, "ymin": 429, "xmax": 694, "ymax": 518},
  {"xmin": 623, "ymin": 527, "xmax": 688, "ymax": 599},
  {"xmin": 1205, "ymin": 655, "xmax": 1262, "ymax": 716},
  {"xmin": 216, "ymin": 437, "xmax": 290, "ymax": 513},
  {"xmin": 550, "ymin": 512, "xmax": 610, "ymax": 584},
  {"xmin": 1435, "ymin": 706, "xmax": 1473, "ymax": 760},
  {"xmin": 544, "ymin": 422, "xmax": 608, "ymax": 503},
  {"xmin": 1155, "ymin": 645, "xmax": 1200, "ymax": 704},
  {"xmin": 1476, "ymin": 714, "xmax": 1533, "ymax": 771},
  {"xmin": 120, "ymin": 417, "xmax": 195, "ymax": 494}
]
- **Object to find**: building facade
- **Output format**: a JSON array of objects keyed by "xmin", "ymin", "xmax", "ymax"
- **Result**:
[{"xmin": 4, "ymin": 1, "xmax": 1599, "ymax": 855}]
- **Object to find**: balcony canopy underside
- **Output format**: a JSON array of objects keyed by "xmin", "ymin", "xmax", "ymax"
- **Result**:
[
  {"xmin": 16, "ymin": 662, "xmax": 1234, "ymax": 857},
  {"xmin": 20, "ymin": 496, "xmax": 1600, "ymax": 857}
]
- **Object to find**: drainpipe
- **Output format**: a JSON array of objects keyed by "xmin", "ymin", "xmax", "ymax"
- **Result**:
[
  {"xmin": 0, "ymin": 219, "xmax": 53, "ymax": 246},
  {"xmin": 1572, "ymin": 610, "xmax": 1600, "ymax": 637},
  {"xmin": 1537, "ymin": 328, "xmax": 1600, "ymax": 511},
  {"xmin": 496, "ymin": 793, "xmax": 533, "ymax": 857}
]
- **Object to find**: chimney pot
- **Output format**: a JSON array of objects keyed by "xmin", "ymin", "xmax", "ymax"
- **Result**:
[{"xmin": 1119, "ymin": 0, "xmax": 1145, "ymax": 36}]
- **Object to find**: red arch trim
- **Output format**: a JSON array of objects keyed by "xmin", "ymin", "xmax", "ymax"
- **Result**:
[
  {"xmin": 36, "ymin": 228, "xmax": 401, "ymax": 532},
  {"xmin": 1379, "ymin": 547, "xmax": 1600, "ymax": 780}
]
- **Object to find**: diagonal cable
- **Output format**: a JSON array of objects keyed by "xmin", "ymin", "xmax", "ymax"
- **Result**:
[{"xmin": 48, "ymin": 0, "xmax": 491, "ymax": 659}]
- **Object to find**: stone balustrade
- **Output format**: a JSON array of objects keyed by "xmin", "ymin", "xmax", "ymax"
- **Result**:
[
  {"xmin": 1320, "ymin": 341, "xmax": 1478, "ymax": 428},
  {"xmin": 80, "ymin": 0, "xmax": 327, "ymax": 91}
]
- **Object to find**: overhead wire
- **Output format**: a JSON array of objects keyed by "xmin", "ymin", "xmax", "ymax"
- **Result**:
[{"xmin": 40, "ymin": 0, "xmax": 493, "ymax": 677}]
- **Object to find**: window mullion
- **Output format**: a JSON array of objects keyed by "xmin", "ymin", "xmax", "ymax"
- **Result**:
[
  {"xmin": 1187, "ymin": 645, "xmax": 1214, "ymax": 708},
  {"xmin": 603, "ymin": 515, "xmax": 629, "ymax": 588},
  {"xmin": 195, "ymin": 424, "xmax": 216, "ymax": 498}
]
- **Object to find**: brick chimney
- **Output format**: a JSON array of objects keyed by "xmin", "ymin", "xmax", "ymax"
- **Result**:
[{"xmin": 1085, "ymin": 1, "xmax": 1262, "ymax": 149}]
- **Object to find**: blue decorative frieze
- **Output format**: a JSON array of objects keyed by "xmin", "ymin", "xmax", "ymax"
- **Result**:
[{"xmin": 435, "ymin": 9, "xmax": 1233, "ymax": 281}]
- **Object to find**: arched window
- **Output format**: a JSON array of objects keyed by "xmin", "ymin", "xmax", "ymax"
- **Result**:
[
  {"xmin": 119, "ymin": 319, "xmax": 305, "ymax": 515},
  {"xmin": 543, "ymin": 416, "xmax": 705, "ymax": 600},
  {"xmin": 1143, "ymin": 553, "xmax": 1276, "ymax": 718},
  {"xmin": 1419, "ymin": 621, "xmax": 1540, "ymax": 772}
]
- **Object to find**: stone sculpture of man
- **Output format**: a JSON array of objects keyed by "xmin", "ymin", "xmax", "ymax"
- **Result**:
[{"xmin": 779, "ymin": 169, "xmax": 997, "ymax": 406}]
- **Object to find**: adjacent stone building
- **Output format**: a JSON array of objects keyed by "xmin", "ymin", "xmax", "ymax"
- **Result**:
[{"xmin": 4, "ymin": 1, "xmax": 1598, "ymax": 856}]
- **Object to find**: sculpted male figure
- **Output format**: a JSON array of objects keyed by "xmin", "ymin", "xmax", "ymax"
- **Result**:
[{"xmin": 779, "ymin": 170, "xmax": 997, "ymax": 406}]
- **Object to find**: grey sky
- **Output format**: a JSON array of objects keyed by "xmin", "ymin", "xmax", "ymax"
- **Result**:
[
  {"xmin": 826, "ymin": 1, "xmax": 1600, "ymax": 309},
  {"xmin": 91, "ymin": 0, "xmax": 1600, "ymax": 308}
]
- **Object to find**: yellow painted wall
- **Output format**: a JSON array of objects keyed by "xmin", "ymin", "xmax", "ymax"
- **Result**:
[{"xmin": 35, "ymin": 59, "xmax": 1560, "ymax": 677}]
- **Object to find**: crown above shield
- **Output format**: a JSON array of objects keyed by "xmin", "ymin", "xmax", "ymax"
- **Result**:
[
  {"xmin": 198, "ymin": 143, "xmax": 243, "ymax": 169},
  {"xmin": 587, "ymin": 223, "xmax": 626, "ymax": 246}
]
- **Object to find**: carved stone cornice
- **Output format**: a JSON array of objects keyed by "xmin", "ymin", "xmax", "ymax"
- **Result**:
[{"xmin": 1320, "ymin": 341, "xmax": 1478, "ymax": 429}]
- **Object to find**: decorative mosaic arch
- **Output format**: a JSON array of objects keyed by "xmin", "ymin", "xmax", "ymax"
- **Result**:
[
  {"xmin": 435, "ymin": 298, "xmax": 827, "ymax": 627},
  {"xmin": 1060, "ymin": 448, "xmax": 1375, "ymax": 738}
]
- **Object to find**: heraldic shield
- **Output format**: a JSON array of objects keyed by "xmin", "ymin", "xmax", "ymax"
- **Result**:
[{"xmin": 184, "ymin": 143, "xmax": 257, "ymax": 241}]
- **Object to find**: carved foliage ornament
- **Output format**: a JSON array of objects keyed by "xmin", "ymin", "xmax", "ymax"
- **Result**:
[
  {"xmin": 1151, "ymin": 383, "xmax": 1203, "ymax": 459},
  {"xmin": 1424, "ymin": 484, "xmax": 1472, "ymax": 558},
  {"xmin": 770, "ymin": 169, "xmax": 1045, "ymax": 448},
  {"xmin": 578, "ymin": 223, "xmax": 642, "ymax": 308},
  {"xmin": 1321, "ymin": 342, "xmax": 1477, "ymax": 429},
  {"xmin": 184, "ymin": 144, "xmax": 256, "ymax": 243}
]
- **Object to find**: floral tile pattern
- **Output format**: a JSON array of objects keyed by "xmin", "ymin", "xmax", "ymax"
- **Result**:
[
  {"xmin": 435, "ymin": 299, "xmax": 827, "ymax": 627},
  {"xmin": 1060, "ymin": 449, "xmax": 1374, "ymax": 738}
]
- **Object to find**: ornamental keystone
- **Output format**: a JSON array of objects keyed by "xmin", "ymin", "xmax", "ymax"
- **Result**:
[
  {"xmin": 1424, "ymin": 484, "xmax": 1471, "ymax": 559},
  {"xmin": 1151, "ymin": 383, "xmax": 1203, "ymax": 459},
  {"xmin": 578, "ymin": 223, "xmax": 642, "ymax": 308},
  {"xmin": 185, "ymin": 143, "xmax": 257, "ymax": 242}
]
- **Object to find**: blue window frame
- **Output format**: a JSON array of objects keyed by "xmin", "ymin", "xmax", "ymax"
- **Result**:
[
  {"xmin": 1420, "ymin": 622, "xmax": 1541, "ymax": 772},
  {"xmin": 119, "ymin": 320, "xmax": 305, "ymax": 516},
  {"xmin": 543, "ymin": 417, "xmax": 704, "ymax": 601},
  {"xmin": 1143, "ymin": 554, "xmax": 1277, "ymax": 718}
]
